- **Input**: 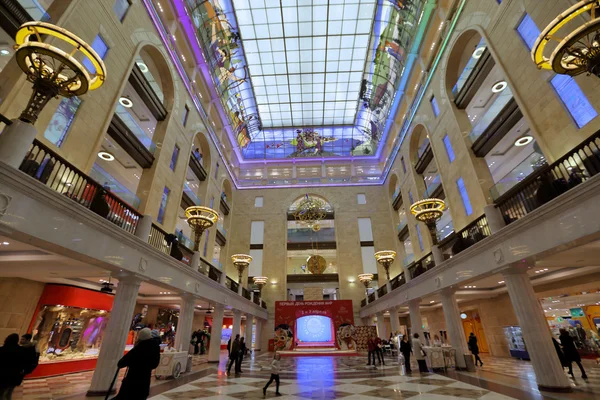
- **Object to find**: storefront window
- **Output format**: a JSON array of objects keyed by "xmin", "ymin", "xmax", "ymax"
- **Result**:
[{"xmin": 31, "ymin": 305, "xmax": 110, "ymax": 363}]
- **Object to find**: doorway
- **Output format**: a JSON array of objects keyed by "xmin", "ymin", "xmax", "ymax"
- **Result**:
[{"xmin": 461, "ymin": 309, "xmax": 489, "ymax": 353}]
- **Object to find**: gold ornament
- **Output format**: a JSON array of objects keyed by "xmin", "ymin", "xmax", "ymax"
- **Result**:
[
  {"xmin": 306, "ymin": 254, "xmax": 327, "ymax": 274},
  {"xmin": 293, "ymin": 194, "xmax": 327, "ymax": 229}
]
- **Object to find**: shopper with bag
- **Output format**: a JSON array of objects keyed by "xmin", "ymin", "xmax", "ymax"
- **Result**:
[{"xmin": 412, "ymin": 333, "xmax": 428, "ymax": 373}]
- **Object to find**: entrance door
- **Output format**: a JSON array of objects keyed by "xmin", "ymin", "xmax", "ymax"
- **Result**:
[{"xmin": 461, "ymin": 310, "xmax": 489, "ymax": 353}]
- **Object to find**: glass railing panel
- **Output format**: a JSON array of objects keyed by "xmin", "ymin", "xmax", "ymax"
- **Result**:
[
  {"xmin": 90, "ymin": 164, "xmax": 141, "ymax": 209},
  {"xmin": 397, "ymin": 218, "xmax": 408, "ymax": 233},
  {"xmin": 452, "ymin": 39, "xmax": 487, "ymax": 97},
  {"xmin": 114, "ymin": 105, "xmax": 157, "ymax": 154},
  {"xmin": 403, "ymin": 253, "xmax": 415, "ymax": 266},
  {"xmin": 468, "ymin": 87, "xmax": 514, "ymax": 144},
  {"xmin": 135, "ymin": 57, "xmax": 165, "ymax": 103},
  {"xmin": 183, "ymin": 182, "xmax": 202, "ymax": 206},
  {"xmin": 424, "ymin": 174, "xmax": 441, "ymax": 197},
  {"xmin": 287, "ymin": 227, "xmax": 336, "ymax": 243},
  {"xmin": 490, "ymin": 150, "xmax": 547, "ymax": 200},
  {"xmin": 217, "ymin": 222, "xmax": 227, "ymax": 238},
  {"xmin": 417, "ymin": 139, "xmax": 430, "ymax": 159}
]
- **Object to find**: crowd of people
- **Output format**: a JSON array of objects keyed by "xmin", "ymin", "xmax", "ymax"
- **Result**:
[
  {"xmin": 226, "ymin": 334, "xmax": 250, "ymax": 375},
  {"xmin": 0, "ymin": 334, "xmax": 39, "ymax": 399}
]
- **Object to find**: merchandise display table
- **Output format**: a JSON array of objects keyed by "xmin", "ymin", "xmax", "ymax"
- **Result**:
[
  {"xmin": 423, "ymin": 346, "xmax": 455, "ymax": 370},
  {"xmin": 155, "ymin": 351, "xmax": 189, "ymax": 379}
]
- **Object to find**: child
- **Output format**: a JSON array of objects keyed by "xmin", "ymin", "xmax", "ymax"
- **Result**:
[{"xmin": 263, "ymin": 352, "xmax": 282, "ymax": 397}]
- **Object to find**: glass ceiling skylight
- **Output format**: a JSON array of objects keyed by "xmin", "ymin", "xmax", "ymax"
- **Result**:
[{"xmin": 233, "ymin": 0, "xmax": 376, "ymax": 127}]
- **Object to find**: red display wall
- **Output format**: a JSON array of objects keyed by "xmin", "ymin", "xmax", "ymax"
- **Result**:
[
  {"xmin": 274, "ymin": 300, "xmax": 356, "ymax": 351},
  {"xmin": 26, "ymin": 284, "xmax": 116, "ymax": 379}
]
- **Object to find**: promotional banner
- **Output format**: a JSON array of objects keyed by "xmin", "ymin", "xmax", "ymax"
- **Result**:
[{"xmin": 274, "ymin": 300, "xmax": 356, "ymax": 351}]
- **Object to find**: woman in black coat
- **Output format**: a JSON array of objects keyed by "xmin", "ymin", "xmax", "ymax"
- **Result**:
[
  {"xmin": 0, "ymin": 334, "xmax": 28, "ymax": 399},
  {"xmin": 559, "ymin": 329, "xmax": 587, "ymax": 379},
  {"xmin": 468, "ymin": 333, "xmax": 483, "ymax": 366},
  {"xmin": 399, "ymin": 335, "xmax": 412, "ymax": 373},
  {"xmin": 114, "ymin": 328, "xmax": 161, "ymax": 399}
]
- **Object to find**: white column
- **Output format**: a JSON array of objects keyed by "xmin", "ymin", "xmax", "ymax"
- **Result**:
[
  {"xmin": 237, "ymin": 278, "xmax": 243, "ymax": 295},
  {"xmin": 220, "ymin": 268, "xmax": 227, "ymax": 286},
  {"xmin": 502, "ymin": 267, "xmax": 571, "ymax": 391},
  {"xmin": 374, "ymin": 285, "xmax": 379, "ymax": 300},
  {"xmin": 440, "ymin": 288, "xmax": 470, "ymax": 369},
  {"xmin": 232, "ymin": 310, "xmax": 242, "ymax": 338},
  {"xmin": 390, "ymin": 307, "xmax": 401, "ymax": 335},
  {"xmin": 254, "ymin": 319, "xmax": 262, "ymax": 351},
  {"xmin": 208, "ymin": 304, "xmax": 224, "ymax": 363},
  {"xmin": 376, "ymin": 312, "xmax": 386, "ymax": 338},
  {"xmin": 431, "ymin": 244, "xmax": 444, "ymax": 266},
  {"xmin": 134, "ymin": 214, "xmax": 153, "ymax": 241},
  {"xmin": 484, "ymin": 204, "xmax": 505, "ymax": 234},
  {"xmin": 192, "ymin": 252, "xmax": 201, "ymax": 273},
  {"xmin": 87, "ymin": 275, "xmax": 141, "ymax": 396},
  {"xmin": 244, "ymin": 315, "xmax": 253, "ymax": 348},
  {"xmin": 408, "ymin": 298, "xmax": 423, "ymax": 339},
  {"xmin": 0, "ymin": 119, "xmax": 38, "ymax": 168},
  {"xmin": 174, "ymin": 294, "xmax": 196, "ymax": 352}
]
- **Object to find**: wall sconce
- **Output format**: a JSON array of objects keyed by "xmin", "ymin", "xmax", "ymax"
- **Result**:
[{"xmin": 348, "ymin": 277, "xmax": 356, "ymax": 283}]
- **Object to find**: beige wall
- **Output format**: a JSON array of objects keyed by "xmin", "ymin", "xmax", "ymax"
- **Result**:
[{"xmin": 0, "ymin": 278, "xmax": 45, "ymax": 340}]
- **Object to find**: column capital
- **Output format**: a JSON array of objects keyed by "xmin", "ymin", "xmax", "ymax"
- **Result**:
[
  {"xmin": 233, "ymin": 309, "xmax": 242, "ymax": 316},
  {"xmin": 501, "ymin": 262, "xmax": 533, "ymax": 277},
  {"xmin": 114, "ymin": 272, "xmax": 144, "ymax": 286},
  {"xmin": 440, "ymin": 286, "xmax": 457, "ymax": 297},
  {"xmin": 179, "ymin": 292, "xmax": 197, "ymax": 303},
  {"xmin": 407, "ymin": 297, "xmax": 421, "ymax": 307}
]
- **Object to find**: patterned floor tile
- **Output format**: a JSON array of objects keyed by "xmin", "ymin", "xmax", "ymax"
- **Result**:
[
  {"xmin": 359, "ymin": 387, "xmax": 420, "ymax": 399},
  {"xmin": 427, "ymin": 386, "xmax": 489, "ymax": 399},
  {"xmin": 384, "ymin": 382, "xmax": 441, "ymax": 393}
]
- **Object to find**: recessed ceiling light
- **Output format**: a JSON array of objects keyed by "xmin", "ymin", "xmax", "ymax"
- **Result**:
[
  {"xmin": 0, "ymin": 49, "xmax": 10, "ymax": 56},
  {"xmin": 136, "ymin": 62, "xmax": 148, "ymax": 73},
  {"xmin": 472, "ymin": 46, "xmax": 485, "ymax": 59},
  {"xmin": 2, "ymin": 242, "xmax": 8, "ymax": 245},
  {"xmin": 491, "ymin": 81, "xmax": 507, "ymax": 93},
  {"xmin": 460, "ymin": 313, "xmax": 467, "ymax": 319},
  {"xmin": 98, "ymin": 151, "xmax": 115, "ymax": 161},
  {"xmin": 119, "ymin": 96, "xmax": 133, "ymax": 108},
  {"xmin": 514, "ymin": 136, "xmax": 533, "ymax": 147}
]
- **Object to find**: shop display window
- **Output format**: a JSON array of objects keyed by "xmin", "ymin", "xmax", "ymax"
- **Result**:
[
  {"xmin": 503, "ymin": 326, "xmax": 529, "ymax": 359},
  {"xmin": 31, "ymin": 305, "xmax": 110, "ymax": 363}
]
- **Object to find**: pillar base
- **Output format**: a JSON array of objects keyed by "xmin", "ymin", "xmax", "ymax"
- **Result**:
[
  {"xmin": 537, "ymin": 385, "xmax": 572, "ymax": 393},
  {"xmin": 208, "ymin": 360, "xmax": 220, "ymax": 364},
  {"xmin": 86, "ymin": 389, "xmax": 116, "ymax": 397}
]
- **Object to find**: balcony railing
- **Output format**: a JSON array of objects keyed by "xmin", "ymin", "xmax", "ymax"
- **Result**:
[
  {"xmin": 261, "ymin": 299, "xmax": 267, "ymax": 309},
  {"xmin": 377, "ymin": 285, "xmax": 387, "ymax": 298},
  {"xmin": 496, "ymin": 129, "xmax": 600, "ymax": 225},
  {"xmin": 392, "ymin": 189, "xmax": 403, "ymax": 210},
  {"xmin": 397, "ymin": 219, "xmax": 408, "ymax": 235},
  {"xmin": 390, "ymin": 272, "xmax": 406, "ymax": 290},
  {"xmin": 198, "ymin": 257, "xmax": 222, "ymax": 283},
  {"xmin": 149, "ymin": 224, "xmax": 170, "ymax": 254},
  {"xmin": 403, "ymin": 253, "xmax": 415, "ymax": 266},
  {"xmin": 241, "ymin": 287, "xmax": 251, "ymax": 300},
  {"xmin": 21, "ymin": 139, "xmax": 141, "ymax": 234},
  {"xmin": 424, "ymin": 174, "xmax": 442, "ymax": 198},
  {"xmin": 361, "ymin": 298, "xmax": 367, "ymax": 307},
  {"xmin": 253, "ymin": 293, "xmax": 260, "ymax": 305},
  {"xmin": 189, "ymin": 154, "xmax": 207, "ymax": 181},
  {"xmin": 439, "ymin": 215, "xmax": 491, "ymax": 258},
  {"xmin": 368, "ymin": 292, "xmax": 375, "ymax": 303},
  {"xmin": 415, "ymin": 143, "xmax": 434, "ymax": 174},
  {"xmin": 468, "ymin": 88, "xmax": 514, "ymax": 145},
  {"xmin": 226, "ymin": 276, "xmax": 239, "ymax": 293},
  {"xmin": 220, "ymin": 196, "xmax": 230, "ymax": 215},
  {"xmin": 407, "ymin": 253, "xmax": 434, "ymax": 280}
]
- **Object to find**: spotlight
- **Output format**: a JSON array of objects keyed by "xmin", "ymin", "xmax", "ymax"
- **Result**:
[
  {"xmin": 472, "ymin": 46, "xmax": 485, "ymax": 59},
  {"xmin": 514, "ymin": 136, "xmax": 533, "ymax": 147},
  {"xmin": 137, "ymin": 62, "xmax": 148, "ymax": 73},
  {"xmin": 119, "ymin": 96, "xmax": 133, "ymax": 108},
  {"xmin": 0, "ymin": 49, "xmax": 10, "ymax": 56},
  {"xmin": 98, "ymin": 151, "xmax": 115, "ymax": 161},
  {"xmin": 491, "ymin": 81, "xmax": 507, "ymax": 93}
]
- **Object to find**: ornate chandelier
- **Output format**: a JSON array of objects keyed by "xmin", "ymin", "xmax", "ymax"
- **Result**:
[
  {"xmin": 533, "ymin": 1, "xmax": 600, "ymax": 77},
  {"xmin": 410, "ymin": 198, "xmax": 446, "ymax": 245},
  {"xmin": 185, "ymin": 206, "xmax": 218, "ymax": 251},
  {"xmin": 293, "ymin": 194, "xmax": 327, "ymax": 230}
]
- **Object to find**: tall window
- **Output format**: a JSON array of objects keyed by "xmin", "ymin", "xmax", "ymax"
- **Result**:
[
  {"xmin": 83, "ymin": 35, "xmax": 108, "ymax": 75},
  {"xmin": 170, "ymin": 144, "xmax": 180, "ymax": 171},
  {"xmin": 550, "ymin": 75, "xmax": 597, "ymax": 129},
  {"xmin": 113, "ymin": 0, "xmax": 132, "ymax": 21},
  {"xmin": 456, "ymin": 177, "xmax": 473, "ymax": 216},
  {"xmin": 517, "ymin": 14, "xmax": 540, "ymax": 50},
  {"xmin": 416, "ymin": 225, "xmax": 424, "ymax": 252},
  {"xmin": 182, "ymin": 104, "xmax": 190, "ymax": 127},
  {"xmin": 430, "ymin": 95, "xmax": 440, "ymax": 117},
  {"xmin": 157, "ymin": 187, "xmax": 170, "ymax": 224},
  {"xmin": 44, "ymin": 97, "xmax": 82, "ymax": 147},
  {"xmin": 443, "ymin": 134, "xmax": 455, "ymax": 163}
]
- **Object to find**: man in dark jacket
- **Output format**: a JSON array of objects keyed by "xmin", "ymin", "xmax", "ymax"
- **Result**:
[
  {"xmin": 114, "ymin": 328, "xmax": 160, "ymax": 400},
  {"xmin": 0, "ymin": 333, "xmax": 28, "ymax": 399},
  {"xmin": 559, "ymin": 329, "xmax": 587, "ymax": 379},
  {"xmin": 227, "ymin": 334, "xmax": 240, "ymax": 375},
  {"xmin": 19, "ymin": 333, "xmax": 39, "ymax": 375}
]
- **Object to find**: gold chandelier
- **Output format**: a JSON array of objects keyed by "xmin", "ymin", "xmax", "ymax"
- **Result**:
[
  {"xmin": 293, "ymin": 194, "xmax": 327, "ymax": 230},
  {"xmin": 410, "ymin": 198, "xmax": 445, "ymax": 245},
  {"xmin": 532, "ymin": 1, "xmax": 600, "ymax": 77},
  {"xmin": 252, "ymin": 276, "xmax": 268, "ymax": 297},
  {"xmin": 374, "ymin": 250, "xmax": 397, "ymax": 281},
  {"xmin": 185, "ymin": 206, "xmax": 218, "ymax": 251},
  {"xmin": 231, "ymin": 254, "xmax": 252, "ymax": 284}
]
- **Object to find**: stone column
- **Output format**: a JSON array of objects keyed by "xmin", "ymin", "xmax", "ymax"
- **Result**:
[
  {"xmin": 174, "ymin": 294, "xmax": 196, "ymax": 353},
  {"xmin": 244, "ymin": 315, "xmax": 253, "ymax": 348},
  {"xmin": 431, "ymin": 245, "xmax": 444, "ymax": 266},
  {"xmin": 232, "ymin": 310, "xmax": 242, "ymax": 338},
  {"xmin": 87, "ymin": 275, "xmax": 141, "ymax": 396},
  {"xmin": 408, "ymin": 298, "xmax": 423, "ymax": 338},
  {"xmin": 208, "ymin": 304, "xmax": 224, "ymax": 363},
  {"xmin": 134, "ymin": 214, "xmax": 153, "ymax": 242},
  {"xmin": 192, "ymin": 252, "xmax": 201, "ymax": 273},
  {"xmin": 484, "ymin": 204, "xmax": 506, "ymax": 234},
  {"xmin": 502, "ymin": 267, "xmax": 571, "ymax": 391},
  {"xmin": 389, "ymin": 307, "xmax": 401, "ymax": 335},
  {"xmin": 0, "ymin": 119, "xmax": 38, "ymax": 168},
  {"xmin": 254, "ymin": 319, "xmax": 262, "ymax": 351},
  {"xmin": 440, "ymin": 288, "xmax": 470, "ymax": 369},
  {"xmin": 220, "ymin": 268, "xmax": 227, "ymax": 287},
  {"xmin": 376, "ymin": 312, "xmax": 386, "ymax": 338}
]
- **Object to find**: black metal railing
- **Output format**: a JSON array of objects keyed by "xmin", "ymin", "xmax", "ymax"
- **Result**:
[
  {"xmin": 21, "ymin": 139, "xmax": 141, "ymax": 234},
  {"xmin": 197, "ymin": 257, "xmax": 221, "ymax": 283},
  {"xmin": 149, "ymin": 224, "xmax": 169, "ymax": 254},
  {"xmin": 377, "ymin": 285, "xmax": 387, "ymax": 298},
  {"xmin": 261, "ymin": 300, "xmax": 267, "ymax": 309},
  {"xmin": 241, "ymin": 286, "xmax": 251, "ymax": 300},
  {"xmin": 227, "ymin": 277, "xmax": 239, "ymax": 293},
  {"xmin": 253, "ymin": 294, "xmax": 260, "ymax": 305},
  {"xmin": 368, "ymin": 292, "xmax": 375, "ymax": 303},
  {"xmin": 390, "ymin": 272, "xmax": 406, "ymax": 290},
  {"xmin": 496, "ymin": 130, "xmax": 600, "ymax": 225},
  {"xmin": 439, "ymin": 215, "xmax": 491, "ymax": 258},
  {"xmin": 408, "ymin": 253, "xmax": 434, "ymax": 279},
  {"xmin": 361, "ymin": 298, "xmax": 367, "ymax": 307}
]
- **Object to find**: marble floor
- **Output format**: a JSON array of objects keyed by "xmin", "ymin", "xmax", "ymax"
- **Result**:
[{"xmin": 12, "ymin": 352, "xmax": 600, "ymax": 399}]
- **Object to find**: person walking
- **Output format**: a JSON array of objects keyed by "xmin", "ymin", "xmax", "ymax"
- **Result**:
[
  {"xmin": 263, "ymin": 352, "xmax": 282, "ymax": 397},
  {"xmin": 375, "ymin": 336, "xmax": 385, "ymax": 365},
  {"xmin": 113, "ymin": 328, "xmax": 160, "ymax": 400},
  {"xmin": 552, "ymin": 337, "xmax": 567, "ymax": 371},
  {"xmin": 0, "ymin": 334, "xmax": 27, "ymax": 399},
  {"xmin": 412, "ymin": 333, "xmax": 428, "ymax": 373},
  {"xmin": 238, "ymin": 337, "xmax": 247, "ymax": 373},
  {"xmin": 366, "ymin": 334, "xmax": 377, "ymax": 366},
  {"xmin": 559, "ymin": 328, "xmax": 587, "ymax": 379},
  {"xmin": 227, "ymin": 334, "xmax": 241, "ymax": 375},
  {"xmin": 399, "ymin": 335, "xmax": 412, "ymax": 373},
  {"xmin": 19, "ymin": 334, "xmax": 39, "ymax": 376},
  {"xmin": 468, "ymin": 333, "xmax": 483, "ymax": 367}
]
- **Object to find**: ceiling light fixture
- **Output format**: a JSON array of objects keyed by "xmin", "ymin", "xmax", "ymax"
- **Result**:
[
  {"xmin": 514, "ymin": 136, "xmax": 533, "ymax": 147},
  {"xmin": 472, "ymin": 46, "xmax": 485, "ymax": 59},
  {"xmin": 119, "ymin": 96, "xmax": 133, "ymax": 108},
  {"xmin": 136, "ymin": 62, "xmax": 148, "ymax": 73},
  {"xmin": 491, "ymin": 80, "xmax": 507, "ymax": 93},
  {"xmin": 0, "ymin": 49, "xmax": 10, "ymax": 56},
  {"xmin": 98, "ymin": 151, "xmax": 115, "ymax": 161}
]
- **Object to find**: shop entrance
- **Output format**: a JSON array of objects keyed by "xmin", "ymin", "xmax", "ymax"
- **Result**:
[{"xmin": 461, "ymin": 309, "xmax": 489, "ymax": 353}]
